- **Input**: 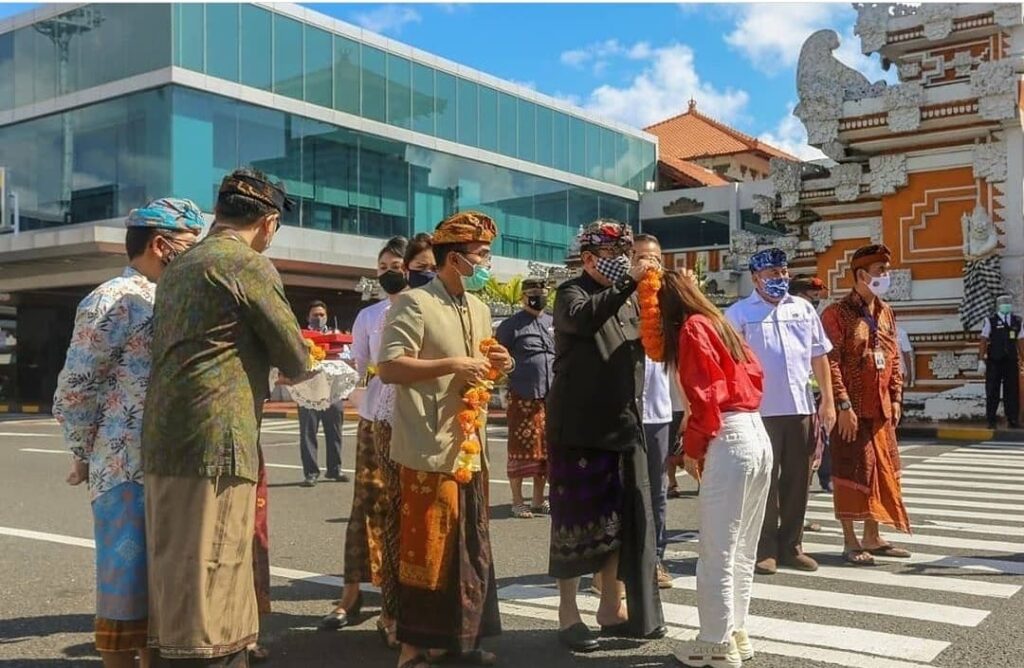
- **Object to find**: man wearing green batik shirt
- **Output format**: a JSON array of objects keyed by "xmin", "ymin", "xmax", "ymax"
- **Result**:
[{"xmin": 143, "ymin": 168, "xmax": 310, "ymax": 666}]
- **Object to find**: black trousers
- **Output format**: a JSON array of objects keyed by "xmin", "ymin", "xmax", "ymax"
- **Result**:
[
  {"xmin": 986, "ymin": 358, "xmax": 1020, "ymax": 426},
  {"xmin": 298, "ymin": 404, "xmax": 343, "ymax": 477},
  {"xmin": 758, "ymin": 415, "xmax": 814, "ymax": 561}
]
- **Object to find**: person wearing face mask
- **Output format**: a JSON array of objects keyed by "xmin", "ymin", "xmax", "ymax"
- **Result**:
[
  {"xmin": 725, "ymin": 250, "xmax": 835, "ymax": 576},
  {"xmin": 494, "ymin": 278, "xmax": 555, "ymax": 520},
  {"xmin": 377, "ymin": 212, "xmax": 512, "ymax": 668},
  {"xmin": 820, "ymin": 244, "xmax": 911, "ymax": 567},
  {"xmin": 143, "ymin": 168, "xmax": 312, "ymax": 666},
  {"xmin": 545, "ymin": 219, "xmax": 665, "ymax": 653},
  {"xmin": 53, "ymin": 198, "xmax": 203, "ymax": 668},
  {"xmin": 319, "ymin": 235, "xmax": 416, "ymax": 642},
  {"xmin": 296, "ymin": 300, "xmax": 347, "ymax": 488},
  {"xmin": 978, "ymin": 294, "xmax": 1024, "ymax": 429}
]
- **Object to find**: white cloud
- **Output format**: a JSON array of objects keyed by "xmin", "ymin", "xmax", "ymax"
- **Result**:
[
  {"xmin": 576, "ymin": 43, "xmax": 749, "ymax": 129},
  {"xmin": 559, "ymin": 39, "xmax": 652, "ymax": 76},
  {"xmin": 351, "ymin": 5, "xmax": 422, "ymax": 36},
  {"xmin": 724, "ymin": 3, "xmax": 896, "ymax": 84},
  {"xmin": 759, "ymin": 103, "xmax": 827, "ymax": 162}
]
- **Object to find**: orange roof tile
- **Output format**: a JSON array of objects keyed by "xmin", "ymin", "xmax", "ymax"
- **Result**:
[
  {"xmin": 645, "ymin": 100, "xmax": 798, "ymax": 163},
  {"xmin": 659, "ymin": 156, "xmax": 730, "ymax": 187}
]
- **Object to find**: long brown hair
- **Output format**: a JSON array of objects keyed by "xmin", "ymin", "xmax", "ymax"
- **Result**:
[{"xmin": 658, "ymin": 270, "xmax": 749, "ymax": 369}]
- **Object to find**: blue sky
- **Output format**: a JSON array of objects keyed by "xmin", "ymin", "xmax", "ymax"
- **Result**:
[{"xmin": 0, "ymin": 3, "xmax": 896, "ymax": 159}]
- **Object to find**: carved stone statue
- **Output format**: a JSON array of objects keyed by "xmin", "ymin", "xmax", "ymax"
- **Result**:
[
  {"xmin": 794, "ymin": 30, "xmax": 887, "ymax": 159},
  {"xmin": 958, "ymin": 203, "xmax": 1003, "ymax": 330}
]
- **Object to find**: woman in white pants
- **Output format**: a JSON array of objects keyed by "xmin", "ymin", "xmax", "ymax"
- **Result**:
[{"xmin": 657, "ymin": 271, "xmax": 772, "ymax": 668}]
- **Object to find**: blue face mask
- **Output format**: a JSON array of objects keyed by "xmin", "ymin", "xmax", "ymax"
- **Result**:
[
  {"xmin": 761, "ymin": 277, "xmax": 790, "ymax": 301},
  {"xmin": 408, "ymin": 269, "xmax": 435, "ymax": 289},
  {"xmin": 999, "ymin": 303, "xmax": 1012, "ymax": 316},
  {"xmin": 459, "ymin": 255, "xmax": 491, "ymax": 292}
]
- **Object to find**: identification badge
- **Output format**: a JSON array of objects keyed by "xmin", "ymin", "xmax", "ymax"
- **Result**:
[
  {"xmin": 873, "ymin": 350, "xmax": 886, "ymax": 370},
  {"xmin": 1012, "ymin": 331, "xmax": 1018, "ymax": 340}
]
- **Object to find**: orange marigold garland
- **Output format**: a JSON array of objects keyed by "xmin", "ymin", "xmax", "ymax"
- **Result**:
[
  {"xmin": 638, "ymin": 269, "xmax": 665, "ymax": 361},
  {"xmin": 454, "ymin": 337, "xmax": 502, "ymax": 484}
]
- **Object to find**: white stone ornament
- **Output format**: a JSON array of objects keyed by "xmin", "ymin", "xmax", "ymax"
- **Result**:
[
  {"xmin": 971, "ymin": 60, "xmax": 1019, "ymax": 121},
  {"xmin": 870, "ymin": 221, "xmax": 883, "ymax": 245},
  {"xmin": 994, "ymin": 3, "xmax": 1023, "ymax": 27},
  {"xmin": 951, "ymin": 51, "xmax": 974, "ymax": 78},
  {"xmin": 808, "ymin": 221, "xmax": 833, "ymax": 253},
  {"xmin": 770, "ymin": 158, "xmax": 803, "ymax": 210},
  {"xmin": 832, "ymin": 163, "xmax": 863, "ymax": 202},
  {"xmin": 929, "ymin": 352, "xmax": 961, "ymax": 380},
  {"xmin": 920, "ymin": 3, "xmax": 955, "ymax": 41},
  {"xmin": 855, "ymin": 4, "xmax": 891, "ymax": 55},
  {"xmin": 869, "ymin": 154, "xmax": 908, "ymax": 195},
  {"xmin": 897, "ymin": 61, "xmax": 921, "ymax": 80},
  {"xmin": 885, "ymin": 82, "xmax": 923, "ymax": 133},
  {"xmin": 887, "ymin": 268, "xmax": 912, "ymax": 301},
  {"xmin": 973, "ymin": 141, "xmax": 1008, "ymax": 183}
]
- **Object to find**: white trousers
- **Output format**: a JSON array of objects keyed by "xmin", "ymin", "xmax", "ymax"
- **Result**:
[{"xmin": 696, "ymin": 411, "xmax": 773, "ymax": 644}]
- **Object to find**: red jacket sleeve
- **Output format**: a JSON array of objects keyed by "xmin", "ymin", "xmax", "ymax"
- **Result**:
[{"xmin": 678, "ymin": 318, "xmax": 727, "ymax": 460}]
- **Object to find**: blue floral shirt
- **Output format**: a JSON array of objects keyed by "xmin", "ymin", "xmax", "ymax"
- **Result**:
[{"xmin": 53, "ymin": 267, "xmax": 156, "ymax": 501}]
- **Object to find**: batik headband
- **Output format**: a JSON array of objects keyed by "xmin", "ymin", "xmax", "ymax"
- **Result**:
[
  {"xmin": 850, "ymin": 244, "xmax": 892, "ymax": 272},
  {"xmin": 218, "ymin": 173, "xmax": 294, "ymax": 212},
  {"xmin": 431, "ymin": 211, "xmax": 498, "ymax": 244},
  {"xmin": 126, "ymin": 197, "xmax": 206, "ymax": 232},
  {"xmin": 748, "ymin": 248, "xmax": 788, "ymax": 273},
  {"xmin": 577, "ymin": 220, "xmax": 633, "ymax": 252}
]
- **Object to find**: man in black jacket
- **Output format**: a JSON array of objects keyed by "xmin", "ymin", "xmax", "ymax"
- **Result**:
[
  {"xmin": 979, "ymin": 294, "xmax": 1024, "ymax": 429},
  {"xmin": 546, "ymin": 219, "xmax": 665, "ymax": 653}
]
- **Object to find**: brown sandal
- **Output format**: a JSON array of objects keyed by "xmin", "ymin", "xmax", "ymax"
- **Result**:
[{"xmin": 842, "ymin": 549, "xmax": 875, "ymax": 566}]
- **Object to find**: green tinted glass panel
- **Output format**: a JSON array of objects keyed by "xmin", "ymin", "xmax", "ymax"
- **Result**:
[
  {"xmin": 387, "ymin": 54, "xmax": 411, "ymax": 129},
  {"xmin": 411, "ymin": 63, "xmax": 434, "ymax": 135},
  {"xmin": 177, "ymin": 4, "xmax": 205, "ymax": 71},
  {"xmin": 240, "ymin": 5, "xmax": 272, "ymax": 90},
  {"xmin": 536, "ymin": 106, "xmax": 553, "ymax": 167},
  {"xmin": 457, "ymin": 79, "xmax": 478, "ymax": 146},
  {"xmin": 497, "ymin": 92, "xmax": 517, "ymax": 157},
  {"xmin": 569, "ymin": 116, "xmax": 586, "ymax": 176},
  {"xmin": 205, "ymin": 4, "xmax": 238, "ymax": 82},
  {"xmin": 304, "ymin": 26, "xmax": 333, "ymax": 107},
  {"xmin": 600, "ymin": 127, "xmax": 616, "ymax": 183},
  {"xmin": 361, "ymin": 45, "xmax": 386, "ymax": 123},
  {"xmin": 333, "ymin": 36, "xmax": 359, "ymax": 115},
  {"xmin": 478, "ymin": 86, "xmax": 498, "ymax": 153},
  {"xmin": 273, "ymin": 14, "xmax": 303, "ymax": 100},
  {"xmin": 585, "ymin": 123, "xmax": 602, "ymax": 179},
  {"xmin": 435, "ymin": 70, "xmax": 457, "ymax": 142},
  {"xmin": 551, "ymin": 111, "xmax": 569, "ymax": 173},
  {"xmin": 517, "ymin": 100, "xmax": 536, "ymax": 162}
]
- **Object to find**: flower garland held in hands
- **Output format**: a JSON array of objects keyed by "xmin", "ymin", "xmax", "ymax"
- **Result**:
[
  {"xmin": 638, "ymin": 268, "xmax": 665, "ymax": 361},
  {"xmin": 454, "ymin": 337, "xmax": 502, "ymax": 484}
]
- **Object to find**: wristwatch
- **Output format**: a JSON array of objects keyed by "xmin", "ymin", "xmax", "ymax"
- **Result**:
[{"xmin": 838, "ymin": 399, "xmax": 852, "ymax": 411}]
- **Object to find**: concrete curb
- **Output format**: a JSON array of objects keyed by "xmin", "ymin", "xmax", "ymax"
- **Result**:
[{"xmin": 897, "ymin": 423, "xmax": 1021, "ymax": 442}]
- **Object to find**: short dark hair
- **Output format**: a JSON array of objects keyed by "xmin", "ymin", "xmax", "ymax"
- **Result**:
[
  {"xmin": 125, "ymin": 227, "xmax": 159, "ymax": 260},
  {"xmin": 433, "ymin": 242, "xmax": 467, "ymax": 269},
  {"xmin": 404, "ymin": 233, "xmax": 433, "ymax": 267},
  {"xmin": 378, "ymin": 236, "xmax": 409, "ymax": 262},
  {"xmin": 214, "ymin": 167, "xmax": 277, "ymax": 225},
  {"xmin": 308, "ymin": 300, "xmax": 327, "ymax": 314},
  {"xmin": 633, "ymin": 233, "xmax": 660, "ymax": 247}
]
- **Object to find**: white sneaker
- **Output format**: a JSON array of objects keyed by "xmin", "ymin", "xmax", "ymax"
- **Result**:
[
  {"xmin": 732, "ymin": 629, "xmax": 754, "ymax": 660},
  {"xmin": 673, "ymin": 637, "xmax": 742, "ymax": 668}
]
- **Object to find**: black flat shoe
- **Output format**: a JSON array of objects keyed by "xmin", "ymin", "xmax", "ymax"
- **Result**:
[
  {"xmin": 318, "ymin": 594, "xmax": 363, "ymax": 630},
  {"xmin": 558, "ymin": 622, "xmax": 599, "ymax": 653},
  {"xmin": 600, "ymin": 623, "xmax": 668, "ymax": 640}
]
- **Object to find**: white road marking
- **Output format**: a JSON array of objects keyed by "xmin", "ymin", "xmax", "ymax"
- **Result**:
[
  {"xmin": 930, "ymin": 454, "xmax": 1024, "ymax": 468},
  {"xmin": 0, "ymin": 432, "xmax": 59, "ymax": 437},
  {"xmin": 901, "ymin": 469, "xmax": 1024, "ymax": 482},
  {"xmin": 900, "ymin": 478, "xmax": 1024, "ymax": 492},
  {"xmin": 805, "ymin": 510, "xmax": 1024, "ymax": 539},
  {"xmin": 898, "ymin": 486, "xmax": 1024, "ymax": 501},
  {"xmin": 800, "ymin": 540, "xmax": 1024, "ymax": 575},
  {"xmin": 908, "ymin": 463, "xmax": 1024, "ymax": 478},
  {"xmin": 812, "ymin": 524, "xmax": 1024, "ymax": 553},
  {"xmin": 807, "ymin": 498, "xmax": 1022, "ymax": 524}
]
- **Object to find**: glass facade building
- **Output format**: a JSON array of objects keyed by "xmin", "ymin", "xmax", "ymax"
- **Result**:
[{"xmin": 0, "ymin": 3, "xmax": 656, "ymax": 262}]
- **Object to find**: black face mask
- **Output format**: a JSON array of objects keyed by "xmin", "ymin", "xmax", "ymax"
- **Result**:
[
  {"xmin": 378, "ymin": 270, "xmax": 408, "ymax": 295},
  {"xmin": 526, "ymin": 295, "xmax": 547, "ymax": 311},
  {"xmin": 408, "ymin": 269, "xmax": 436, "ymax": 289}
]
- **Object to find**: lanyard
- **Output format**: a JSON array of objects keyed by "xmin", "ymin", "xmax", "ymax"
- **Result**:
[{"xmin": 860, "ymin": 305, "xmax": 880, "ymax": 350}]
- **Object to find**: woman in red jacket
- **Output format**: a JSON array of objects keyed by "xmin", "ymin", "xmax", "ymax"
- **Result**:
[{"xmin": 658, "ymin": 270, "xmax": 772, "ymax": 668}]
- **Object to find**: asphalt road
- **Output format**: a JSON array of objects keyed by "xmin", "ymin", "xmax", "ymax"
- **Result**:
[{"xmin": 2, "ymin": 415, "xmax": 1024, "ymax": 668}]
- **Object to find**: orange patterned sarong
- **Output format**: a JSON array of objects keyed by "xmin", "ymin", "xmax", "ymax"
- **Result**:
[
  {"xmin": 398, "ymin": 468, "xmax": 460, "ymax": 591},
  {"xmin": 832, "ymin": 418, "xmax": 911, "ymax": 533}
]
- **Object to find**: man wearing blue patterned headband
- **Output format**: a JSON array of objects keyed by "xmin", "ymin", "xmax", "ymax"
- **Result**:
[
  {"xmin": 53, "ymin": 197, "xmax": 204, "ymax": 668},
  {"xmin": 725, "ymin": 248, "xmax": 836, "ymax": 577}
]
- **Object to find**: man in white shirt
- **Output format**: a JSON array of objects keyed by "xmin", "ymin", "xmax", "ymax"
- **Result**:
[
  {"xmin": 725, "ymin": 249, "xmax": 836, "ymax": 575},
  {"xmin": 979, "ymin": 294, "xmax": 1023, "ymax": 429}
]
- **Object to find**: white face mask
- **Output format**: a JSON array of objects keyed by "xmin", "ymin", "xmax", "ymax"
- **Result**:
[{"xmin": 866, "ymin": 273, "xmax": 891, "ymax": 297}]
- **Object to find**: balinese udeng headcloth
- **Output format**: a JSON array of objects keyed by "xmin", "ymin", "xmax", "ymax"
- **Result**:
[
  {"xmin": 850, "ymin": 244, "xmax": 892, "ymax": 273},
  {"xmin": 431, "ymin": 211, "xmax": 498, "ymax": 244}
]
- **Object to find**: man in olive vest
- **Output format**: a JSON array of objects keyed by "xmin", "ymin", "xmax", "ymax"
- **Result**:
[{"xmin": 978, "ymin": 294, "xmax": 1024, "ymax": 429}]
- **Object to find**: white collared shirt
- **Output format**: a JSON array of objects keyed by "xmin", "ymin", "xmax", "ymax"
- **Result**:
[
  {"xmin": 725, "ymin": 291, "xmax": 832, "ymax": 417},
  {"xmin": 643, "ymin": 356, "xmax": 673, "ymax": 424},
  {"xmin": 980, "ymin": 313, "xmax": 1015, "ymax": 339},
  {"xmin": 350, "ymin": 298, "xmax": 390, "ymax": 420}
]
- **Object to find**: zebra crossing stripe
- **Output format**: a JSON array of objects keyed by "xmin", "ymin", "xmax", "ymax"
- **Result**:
[
  {"xmin": 897, "ymin": 485, "xmax": 1024, "ymax": 501},
  {"xmin": 800, "ymin": 540, "xmax": 1024, "ymax": 575},
  {"xmin": 664, "ymin": 546, "xmax": 1019, "ymax": 598},
  {"xmin": 806, "ymin": 498, "xmax": 1024, "ymax": 524},
  {"xmin": 908, "ymin": 463, "xmax": 1024, "ymax": 479},
  {"xmin": 811, "ymin": 524, "xmax": 1024, "ymax": 553},
  {"xmin": 900, "ymin": 478, "xmax": 1024, "ymax": 492},
  {"xmin": 931, "ymin": 454, "xmax": 1024, "ymax": 468},
  {"xmin": 900, "ymin": 468, "xmax": 1023, "ymax": 482},
  {"xmin": 804, "ymin": 509, "xmax": 1024, "ymax": 539},
  {"xmin": 497, "ymin": 586, "xmax": 948, "ymax": 665}
]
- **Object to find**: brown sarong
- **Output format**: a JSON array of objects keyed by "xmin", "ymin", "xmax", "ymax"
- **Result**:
[
  {"xmin": 95, "ymin": 617, "xmax": 148, "ymax": 653},
  {"xmin": 145, "ymin": 474, "xmax": 258, "ymax": 659},
  {"xmin": 506, "ymin": 394, "xmax": 548, "ymax": 480},
  {"xmin": 374, "ymin": 420, "xmax": 401, "ymax": 619},
  {"xmin": 344, "ymin": 418, "xmax": 386, "ymax": 585},
  {"xmin": 831, "ymin": 418, "xmax": 911, "ymax": 533},
  {"xmin": 397, "ymin": 467, "xmax": 501, "ymax": 652}
]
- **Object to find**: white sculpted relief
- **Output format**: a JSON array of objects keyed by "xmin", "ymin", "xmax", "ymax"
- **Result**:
[
  {"xmin": 854, "ymin": 4, "xmax": 891, "ymax": 55},
  {"xmin": 920, "ymin": 3, "xmax": 955, "ymax": 41},
  {"xmin": 962, "ymin": 205, "xmax": 999, "ymax": 261},
  {"xmin": 868, "ymin": 154, "xmax": 908, "ymax": 195},
  {"xmin": 807, "ymin": 221, "xmax": 832, "ymax": 253},
  {"xmin": 971, "ymin": 60, "xmax": 1018, "ymax": 121},
  {"xmin": 770, "ymin": 158, "xmax": 803, "ymax": 210},
  {"xmin": 973, "ymin": 141, "xmax": 1008, "ymax": 184},
  {"xmin": 832, "ymin": 163, "xmax": 863, "ymax": 202},
  {"xmin": 887, "ymin": 268, "xmax": 912, "ymax": 301},
  {"xmin": 885, "ymin": 82, "xmax": 923, "ymax": 132},
  {"xmin": 994, "ymin": 3, "xmax": 1023, "ymax": 27},
  {"xmin": 959, "ymin": 204, "xmax": 1003, "ymax": 330}
]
